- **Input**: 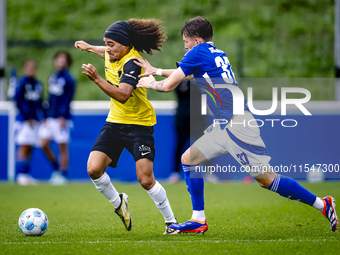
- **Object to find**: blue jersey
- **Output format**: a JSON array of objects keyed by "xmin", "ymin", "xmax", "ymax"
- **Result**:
[
  {"xmin": 14, "ymin": 75, "xmax": 45, "ymax": 122},
  {"xmin": 46, "ymin": 69, "xmax": 76, "ymax": 119},
  {"xmin": 177, "ymin": 42, "xmax": 248, "ymax": 123}
]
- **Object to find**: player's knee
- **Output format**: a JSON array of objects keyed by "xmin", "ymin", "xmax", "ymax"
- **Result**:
[
  {"xmin": 138, "ymin": 176, "xmax": 155, "ymax": 190},
  {"xmin": 254, "ymin": 167, "xmax": 276, "ymax": 189},
  {"xmin": 139, "ymin": 180, "xmax": 153, "ymax": 190},
  {"xmin": 87, "ymin": 161, "xmax": 103, "ymax": 180},
  {"xmin": 18, "ymin": 146, "xmax": 30, "ymax": 159},
  {"xmin": 256, "ymin": 178, "xmax": 272, "ymax": 189},
  {"xmin": 181, "ymin": 153, "xmax": 190, "ymax": 165},
  {"xmin": 40, "ymin": 142, "xmax": 49, "ymax": 152}
]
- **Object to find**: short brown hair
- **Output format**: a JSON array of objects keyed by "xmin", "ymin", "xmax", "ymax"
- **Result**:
[
  {"xmin": 181, "ymin": 16, "xmax": 213, "ymax": 41},
  {"xmin": 53, "ymin": 51, "xmax": 72, "ymax": 68}
]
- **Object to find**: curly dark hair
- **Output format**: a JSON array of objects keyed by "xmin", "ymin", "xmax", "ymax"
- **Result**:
[
  {"xmin": 127, "ymin": 18, "xmax": 167, "ymax": 55},
  {"xmin": 181, "ymin": 16, "xmax": 213, "ymax": 41}
]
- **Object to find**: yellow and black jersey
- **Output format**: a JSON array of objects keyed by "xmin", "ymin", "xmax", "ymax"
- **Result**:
[{"xmin": 104, "ymin": 47, "xmax": 156, "ymax": 126}]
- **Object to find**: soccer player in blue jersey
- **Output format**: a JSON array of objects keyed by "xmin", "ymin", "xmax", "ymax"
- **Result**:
[
  {"xmin": 136, "ymin": 16, "xmax": 338, "ymax": 233},
  {"xmin": 39, "ymin": 51, "xmax": 76, "ymax": 185},
  {"xmin": 14, "ymin": 60, "xmax": 45, "ymax": 185}
]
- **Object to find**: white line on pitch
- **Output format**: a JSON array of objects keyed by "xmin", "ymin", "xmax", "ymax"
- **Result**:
[{"xmin": 2, "ymin": 239, "xmax": 338, "ymax": 245}]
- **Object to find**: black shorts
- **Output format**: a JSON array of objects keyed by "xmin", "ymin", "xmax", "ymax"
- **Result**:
[{"xmin": 91, "ymin": 122, "xmax": 155, "ymax": 168}]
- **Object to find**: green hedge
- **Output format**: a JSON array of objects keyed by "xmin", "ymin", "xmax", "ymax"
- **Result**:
[{"xmin": 6, "ymin": 0, "xmax": 335, "ymax": 100}]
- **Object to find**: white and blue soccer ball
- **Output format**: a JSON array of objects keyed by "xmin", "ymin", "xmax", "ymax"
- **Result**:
[{"xmin": 18, "ymin": 208, "xmax": 49, "ymax": 236}]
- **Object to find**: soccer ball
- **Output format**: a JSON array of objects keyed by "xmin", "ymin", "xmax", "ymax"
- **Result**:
[{"xmin": 18, "ymin": 208, "xmax": 49, "ymax": 236}]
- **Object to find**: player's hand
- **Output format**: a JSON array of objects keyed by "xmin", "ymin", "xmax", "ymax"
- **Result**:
[
  {"xmin": 136, "ymin": 75, "xmax": 156, "ymax": 89},
  {"xmin": 134, "ymin": 57, "xmax": 157, "ymax": 78},
  {"xmin": 82, "ymin": 63, "xmax": 100, "ymax": 83},
  {"xmin": 75, "ymin": 41, "xmax": 91, "ymax": 51}
]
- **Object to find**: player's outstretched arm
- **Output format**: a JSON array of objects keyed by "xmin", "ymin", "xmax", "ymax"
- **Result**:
[
  {"xmin": 134, "ymin": 57, "xmax": 175, "ymax": 78},
  {"xmin": 74, "ymin": 41, "xmax": 106, "ymax": 59},
  {"xmin": 82, "ymin": 63, "xmax": 132, "ymax": 103},
  {"xmin": 137, "ymin": 67, "xmax": 186, "ymax": 92}
]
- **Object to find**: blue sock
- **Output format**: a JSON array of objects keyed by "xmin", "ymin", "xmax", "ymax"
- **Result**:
[
  {"xmin": 269, "ymin": 174, "xmax": 316, "ymax": 206},
  {"xmin": 61, "ymin": 169, "xmax": 68, "ymax": 178},
  {"xmin": 16, "ymin": 159, "xmax": 30, "ymax": 174},
  {"xmin": 182, "ymin": 164, "xmax": 204, "ymax": 211}
]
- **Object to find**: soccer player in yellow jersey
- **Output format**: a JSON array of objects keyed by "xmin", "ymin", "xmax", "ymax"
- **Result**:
[{"xmin": 74, "ymin": 19, "xmax": 178, "ymax": 234}]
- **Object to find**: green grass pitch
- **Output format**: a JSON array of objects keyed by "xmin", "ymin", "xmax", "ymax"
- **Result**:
[{"xmin": 0, "ymin": 181, "xmax": 339, "ymax": 254}]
